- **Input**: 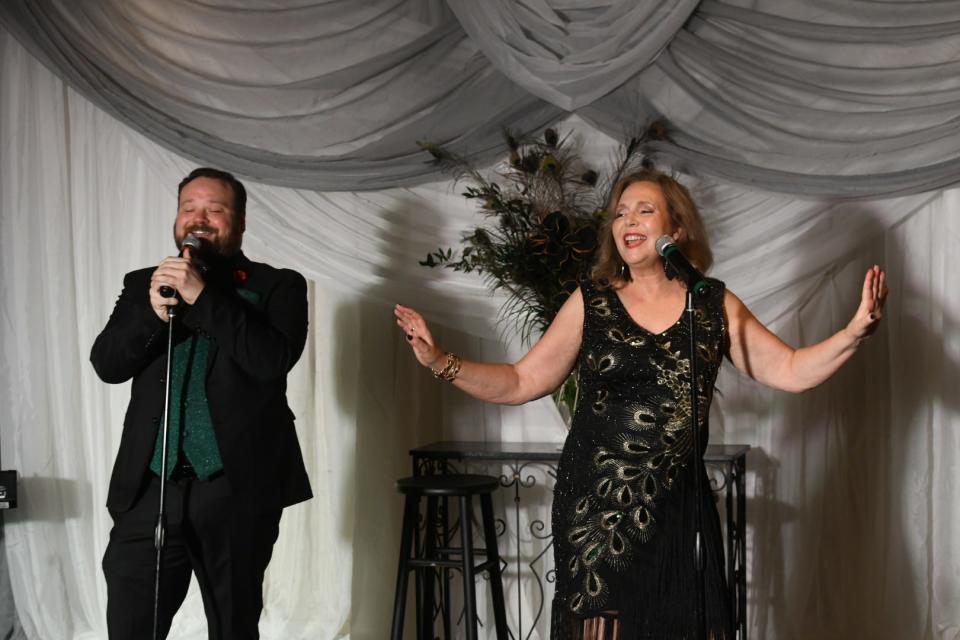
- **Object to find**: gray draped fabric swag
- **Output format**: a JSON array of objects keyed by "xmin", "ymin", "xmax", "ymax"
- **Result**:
[{"xmin": 5, "ymin": 0, "xmax": 960, "ymax": 195}]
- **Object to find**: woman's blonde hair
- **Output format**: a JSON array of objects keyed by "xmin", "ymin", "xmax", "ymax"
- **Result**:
[{"xmin": 591, "ymin": 169, "xmax": 712, "ymax": 289}]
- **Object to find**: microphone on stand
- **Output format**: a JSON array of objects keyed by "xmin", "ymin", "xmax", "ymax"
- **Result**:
[
  {"xmin": 655, "ymin": 235, "xmax": 711, "ymax": 296},
  {"xmin": 657, "ymin": 233, "xmax": 711, "ymax": 640},
  {"xmin": 152, "ymin": 231, "xmax": 204, "ymax": 639},
  {"xmin": 159, "ymin": 234, "xmax": 203, "ymax": 299}
]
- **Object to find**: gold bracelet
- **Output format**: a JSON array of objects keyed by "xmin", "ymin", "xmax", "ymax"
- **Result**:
[{"xmin": 431, "ymin": 352, "xmax": 462, "ymax": 382}]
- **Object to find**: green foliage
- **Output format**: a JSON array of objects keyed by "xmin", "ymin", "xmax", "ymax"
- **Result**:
[{"xmin": 419, "ymin": 125, "xmax": 664, "ymax": 343}]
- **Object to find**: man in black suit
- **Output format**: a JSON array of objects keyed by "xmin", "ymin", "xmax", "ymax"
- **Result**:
[{"xmin": 91, "ymin": 168, "xmax": 312, "ymax": 639}]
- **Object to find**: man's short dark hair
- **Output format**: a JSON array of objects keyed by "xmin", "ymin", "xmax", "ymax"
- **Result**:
[{"xmin": 178, "ymin": 168, "xmax": 247, "ymax": 219}]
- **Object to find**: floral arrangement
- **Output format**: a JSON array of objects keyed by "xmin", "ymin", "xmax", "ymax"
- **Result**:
[{"xmin": 418, "ymin": 123, "xmax": 665, "ymax": 420}]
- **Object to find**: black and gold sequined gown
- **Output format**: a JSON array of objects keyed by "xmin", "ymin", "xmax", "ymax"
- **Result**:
[{"xmin": 551, "ymin": 277, "xmax": 734, "ymax": 640}]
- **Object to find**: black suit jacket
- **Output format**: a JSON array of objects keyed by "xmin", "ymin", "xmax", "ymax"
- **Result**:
[{"xmin": 91, "ymin": 252, "xmax": 312, "ymax": 513}]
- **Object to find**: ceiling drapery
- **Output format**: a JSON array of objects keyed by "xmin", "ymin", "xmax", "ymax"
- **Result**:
[
  {"xmin": 4, "ymin": 0, "xmax": 960, "ymax": 196},
  {"xmin": 0, "ymin": 0, "xmax": 563, "ymax": 190},
  {"xmin": 446, "ymin": 0, "xmax": 699, "ymax": 110}
]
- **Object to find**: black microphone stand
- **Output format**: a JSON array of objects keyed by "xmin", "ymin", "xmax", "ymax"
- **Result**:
[
  {"xmin": 658, "ymin": 236, "xmax": 711, "ymax": 640},
  {"xmin": 685, "ymin": 286, "xmax": 708, "ymax": 640},
  {"xmin": 152, "ymin": 236, "xmax": 205, "ymax": 639},
  {"xmin": 153, "ymin": 294, "xmax": 179, "ymax": 640}
]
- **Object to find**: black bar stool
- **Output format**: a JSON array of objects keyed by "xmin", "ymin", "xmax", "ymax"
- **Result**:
[{"xmin": 391, "ymin": 474, "xmax": 509, "ymax": 640}]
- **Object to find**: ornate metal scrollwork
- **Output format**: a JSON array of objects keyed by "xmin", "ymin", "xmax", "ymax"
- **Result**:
[{"xmin": 706, "ymin": 460, "xmax": 731, "ymax": 492}]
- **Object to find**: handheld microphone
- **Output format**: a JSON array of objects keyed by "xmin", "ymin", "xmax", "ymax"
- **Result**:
[
  {"xmin": 159, "ymin": 234, "xmax": 202, "ymax": 299},
  {"xmin": 655, "ymin": 235, "xmax": 711, "ymax": 296}
]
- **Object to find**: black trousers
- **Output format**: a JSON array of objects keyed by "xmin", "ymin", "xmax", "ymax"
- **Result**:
[{"xmin": 103, "ymin": 473, "xmax": 282, "ymax": 640}]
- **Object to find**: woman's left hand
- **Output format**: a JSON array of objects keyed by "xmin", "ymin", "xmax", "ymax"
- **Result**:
[{"xmin": 847, "ymin": 265, "xmax": 888, "ymax": 340}]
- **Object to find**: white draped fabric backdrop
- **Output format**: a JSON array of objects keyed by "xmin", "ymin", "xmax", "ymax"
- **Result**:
[{"xmin": 2, "ymin": 5, "xmax": 960, "ymax": 639}]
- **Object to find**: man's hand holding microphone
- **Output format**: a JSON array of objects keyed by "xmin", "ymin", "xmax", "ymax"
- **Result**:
[{"xmin": 149, "ymin": 234, "xmax": 206, "ymax": 322}]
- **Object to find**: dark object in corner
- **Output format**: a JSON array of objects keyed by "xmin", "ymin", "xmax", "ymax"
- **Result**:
[{"xmin": 0, "ymin": 471, "xmax": 17, "ymax": 509}]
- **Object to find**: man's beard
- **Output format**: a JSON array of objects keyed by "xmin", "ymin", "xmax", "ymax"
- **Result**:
[{"xmin": 174, "ymin": 223, "xmax": 241, "ymax": 259}]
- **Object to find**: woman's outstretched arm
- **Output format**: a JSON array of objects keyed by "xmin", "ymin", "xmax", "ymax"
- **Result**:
[
  {"xmin": 725, "ymin": 265, "xmax": 888, "ymax": 393},
  {"xmin": 395, "ymin": 288, "xmax": 584, "ymax": 405}
]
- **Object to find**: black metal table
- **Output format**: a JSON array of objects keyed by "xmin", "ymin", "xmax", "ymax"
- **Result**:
[{"xmin": 411, "ymin": 440, "xmax": 749, "ymax": 640}]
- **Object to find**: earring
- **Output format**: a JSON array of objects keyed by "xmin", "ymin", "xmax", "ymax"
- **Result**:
[
  {"xmin": 662, "ymin": 257, "xmax": 675, "ymax": 280},
  {"xmin": 620, "ymin": 262, "xmax": 628, "ymax": 280}
]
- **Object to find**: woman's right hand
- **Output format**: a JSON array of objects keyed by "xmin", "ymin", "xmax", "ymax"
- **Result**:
[{"xmin": 394, "ymin": 304, "xmax": 445, "ymax": 369}]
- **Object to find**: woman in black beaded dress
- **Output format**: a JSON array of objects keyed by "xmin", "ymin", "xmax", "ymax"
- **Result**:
[{"xmin": 395, "ymin": 169, "xmax": 887, "ymax": 639}]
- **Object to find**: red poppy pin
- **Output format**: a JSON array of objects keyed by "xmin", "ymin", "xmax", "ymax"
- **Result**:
[{"xmin": 233, "ymin": 269, "xmax": 248, "ymax": 284}]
